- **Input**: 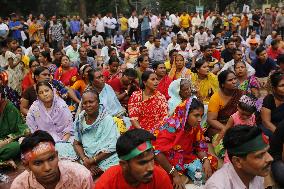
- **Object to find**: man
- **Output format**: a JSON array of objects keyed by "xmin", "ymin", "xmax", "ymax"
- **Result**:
[
  {"xmin": 125, "ymin": 41, "xmax": 139, "ymax": 68},
  {"xmin": 262, "ymin": 8, "xmax": 273, "ymax": 38},
  {"xmin": 194, "ymin": 26, "xmax": 208, "ymax": 47},
  {"xmin": 120, "ymin": 35, "xmax": 131, "ymax": 55},
  {"xmin": 9, "ymin": 13, "xmax": 22, "ymax": 43},
  {"xmin": 66, "ymin": 39, "xmax": 79, "ymax": 62},
  {"xmin": 128, "ymin": 10, "xmax": 139, "ymax": 43},
  {"xmin": 95, "ymin": 129, "xmax": 173, "ymax": 189},
  {"xmin": 205, "ymin": 126, "xmax": 273, "ymax": 189},
  {"xmin": 145, "ymin": 35, "xmax": 154, "ymax": 50},
  {"xmin": 267, "ymin": 40, "xmax": 281, "ymax": 61},
  {"xmin": 276, "ymin": 9, "xmax": 284, "ymax": 39},
  {"xmin": 220, "ymin": 48, "xmax": 255, "ymax": 77},
  {"xmin": 119, "ymin": 13, "xmax": 128, "ymax": 37},
  {"xmin": 70, "ymin": 16, "xmax": 81, "ymax": 38},
  {"xmin": 106, "ymin": 13, "xmax": 117, "ymax": 38},
  {"xmin": 205, "ymin": 12, "xmax": 215, "ymax": 31},
  {"xmin": 160, "ymin": 32, "xmax": 171, "ymax": 50},
  {"xmin": 95, "ymin": 14, "xmax": 105, "ymax": 38},
  {"xmin": 200, "ymin": 45, "xmax": 220, "ymax": 74},
  {"xmin": 166, "ymin": 36, "xmax": 179, "ymax": 55},
  {"xmin": 108, "ymin": 68, "xmax": 138, "ymax": 109},
  {"xmin": 179, "ymin": 11, "xmax": 190, "ymax": 31},
  {"xmin": 10, "ymin": 130, "xmax": 93, "ymax": 189},
  {"xmin": 220, "ymin": 38, "xmax": 235, "ymax": 64},
  {"xmin": 245, "ymin": 38, "xmax": 258, "ymax": 64},
  {"xmin": 0, "ymin": 17, "xmax": 9, "ymax": 42},
  {"xmin": 91, "ymin": 31, "xmax": 104, "ymax": 49},
  {"xmin": 49, "ymin": 15, "xmax": 64, "ymax": 50},
  {"xmin": 140, "ymin": 8, "xmax": 151, "ymax": 46},
  {"xmin": 252, "ymin": 46, "xmax": 277, "ymax": 78},
  {"xmin": 252, "ymin": 9, "xmax": 261, "ymax": 35},
  {"xmin": 72, "ymin": 47, "xmax": 96, "ymax": 68},
  {"xmin": 149, "ymin": 38, "xmax": 167, "ymax": 64},
  {"xmin": 101, "ymin": 38, "xmax": 119, "ymax": 65}
]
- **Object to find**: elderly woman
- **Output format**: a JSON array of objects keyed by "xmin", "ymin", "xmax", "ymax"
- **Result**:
[
  {"xmin": 168, "ymin": 54, "xmax": 192, "ymax": 80},
  {"xmin": 0, "ymin": 86, "xmax": 29, "ymax": 168},
  {"xmin": 73, "ymin": 89, "xmax": 120, "ymax": 176},
  {"xmin": 207, "ymin": 70, "xmax": 243, "ymax": 138}
]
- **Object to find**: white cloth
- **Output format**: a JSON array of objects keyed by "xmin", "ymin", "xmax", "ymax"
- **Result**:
[
  {"xmin": 169, "ymin": 14, "xmax": 179, "ymax": 26},
  {"xmin": 194, "ymin": 32, "xmax": 208, "ymax": 46},
  {"xmin": 128, "ymin": 16, "xmax": 138, "ymax": 29},
  {"xmin": 95, "ymin": 18, "xmax": 105, "ymax": 33},
  {"xmin": 219, "ymin": 59, "xmax": 255, "ymax": 77},
  {"xmin": 205, "ymin": 16, "xmax": 215, "ymax": 31}
]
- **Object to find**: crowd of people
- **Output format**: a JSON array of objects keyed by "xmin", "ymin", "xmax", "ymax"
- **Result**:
[{"xmin": 1, "ymin": 5, "xmax": 284, "ymax": 189}]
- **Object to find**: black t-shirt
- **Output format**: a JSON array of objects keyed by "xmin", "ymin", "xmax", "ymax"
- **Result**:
[
  {"xmin": 269, "ymin": 121, "xmax": 284, "ymax": 160},
  {"xmin": 251, "ymin": 58, "xmax": 277, "ymax": 78},
  {"xmin": 221, "ymin": 48, "xmax": 233, "ymax": 63},
  {"xmin": 22, "ymin": 86, "xmax": 37, "ymax": 107},
  {"xmin": 262, "ymin": 94, "xmax": 284, "ymax": 126},
  {"xmin": 252, "ymin": 14, "xmax": 260, "ymax": 27}
]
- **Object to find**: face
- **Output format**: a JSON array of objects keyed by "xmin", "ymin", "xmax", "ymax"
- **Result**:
[
  {"xmin": 30, "ymin": 61, "xmax": 40, "ymax": 73},
  {"xmin": 38, "ymin": 54, "xmax": 46, "ymax": 64},
  {"xmin": 204, "ymin": 48, "xmax": 213, "ymax": 57},
  {"xmin": 71, "ymin": 41, "xmax": 78, "ymax": 49},
  {"xmin": 54, "ymin": 51, "xmax": 62, "ymax": 60},
  {"xmin": 140, "ymin": 57, "xmax": 149, "ymax": 69},
  {"xmin": 121, "ymin": 149, "xmax": 155, "ymax": 184},
  {"xmin": 186, "ymin": 108, "xmax": 204, "ymax": 128},
  {"xmin": 92, "ymin": 71, "xmax": 105, "ymax": 89},
  {"xmin": 15, "ymin": 47, "xmax": 22, "ymax": 55},
  {"xmin": 28, "ymin": 150, "xmax": 59, "ymax": 186},
  {"xmin": 121, "ymin": 75, "xmax": 136, "ymax": 86},
  {"xmin": 126, "ymin": 37, "xmax": 131, "ymax": 43},
  {"xmin": 61, "ymin": 56, "xmax": 70, "ymax": 68},
  {"xmin": 109, "ymin": 61, "xmax": 119, "ymax": 73},
  {"xmin": 179, "ymin": 80, "xmax": 191, "ymax": 100},
  {"xmin": 82, "ymin": 92, "xmax": 99, "ymax": 115},
  {"xmin": 37, "ymin": 85, "xmax": 53, "ymax": 103},
  {"xmin": 155, "ymin": 64, "xmax": 166, "ymax": 77},
  {"xmin": 198, "ymin": 62, "xmax": 210, "ymax": 76},
  {"xmin": 79, "ymin": 48, "xmax": 87, "ymax": 58},
  {"xmin": 141, "ymin": 48, "xmax": 149, "ymax": 56},
  {"xmin": 258, "ymin": 50, "xmax": 267, "ymax": 61},
  {"xmin": 223, "ymin": 73, "xmax": 238, "ymax": 90},
  {"xmin": 144, "ymin": 73, "xmax": 158, "ymax": 91},
  {"xmin": 175, "ymin": 55, "xmax": 185, "ymax": 69},
  {"xmin": 36, "ymin": 69, "xmax": 51, "ymax": 82},
  {"xmin": 105, "ymin": 39, "xmax": 111, "ymax": 46},
  {"xmin": 274, "ymin": 79, "xmax": 284, "ymax": 96},
  {"xmin": 9, "ymin": 40, "xmax": 18, "ymax": 50},
  {"xmin": 234, "ymin": 62, "xmax": 247, "ymax": 77},
  {"xmin": 154, "ymin": 39, "xmax": 160, "ymax": 47},
  {"xmin": 228, "ymin": 42, "xmax": 235, "ymax": 50},
  {"xmin": 33, "ymin": 48, "xmax": 40, "ymax": 57},
  {"xmin": 83, "ymin": 66, "xmax": 92, "ymax": 78},
  {"xmin": 235, "ymin": 146, "xmax": 273, "ymax": 177},
  {"xmin": 233, "ymin": 51, "xmax": 243, "ymax": 61}
]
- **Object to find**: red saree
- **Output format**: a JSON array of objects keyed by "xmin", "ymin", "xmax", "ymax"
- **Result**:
[
  {"xmin": 54, "ymin": 67, "xmax": 78, "ymax": 86},
  {"xmin": 157, "ymin": 75, "xmax": 172, "ymax": 100}
]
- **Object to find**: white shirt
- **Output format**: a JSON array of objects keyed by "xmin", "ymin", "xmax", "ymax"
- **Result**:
[
  {"xmin": 151, "ymin": 15, "xmax": 159, "ymax": 28},
  {"xmin": 169, "ymin": 14, "xmax": 179, "ymax": 26},
  {"xmin": 91, "ymin": 35, "xmax": 104, "ymax": 46},
  {"xmin": 145, "ymin": 41, "xmax": 155, "ymax": 50},
  {"xmin": 0, "ymin": 23, "xmax": 9, "ymax": 31},
  {"xmin": 219, "ymin": 59, "xmax": 255, "ymax": 77},
  {"xmin": 107, "ymin": 17, "xmax": 117, "ymax": 29},
  {"xmin": 128, "ymin": 16, "xmax": 138, "ymax": 29},
  {"xmin": 165, "ymin": 18, "xmax": 173, "ymax": 27},
  {"xmin": 167, "ymin": 43, "xmax": 180, "ymax": 54},
  {"xmin": 192, "ymin": 16, "xmax": 202, "ymax": 27},
  {"xmin": 95, "ymin": 18, "xmax": 105, "ymax": 33},
  {"xmin": 205, "ymin": 16, "xmax": 215, "ymax": 30},
  {"xmin": 194, "ymin": 32, "xmax": 208, "ymax": 46}
]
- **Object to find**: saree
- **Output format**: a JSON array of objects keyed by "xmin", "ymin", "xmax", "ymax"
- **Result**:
[
  {"xmin": 155, "ymin": 99, "xmax": 218, "ymax": 181},
  {"xmin": 0, "ymin": 100, "xmax": 29, "ymax": 164},
  {"xmin": 54, "ymin": 67, "xmax": 78, "ymax": 86},
  {"xmin": 128, "ymin": 90, "xmax": 168, "ymax": 132},
  {"xmin": 168, "ymin": 58, "xmax": 191, "ymax": 80},
  {"xmin": 157, "ymin": 75, "xmax": 172, "ymax": 100},
  {"xmin": 74, "ymin": 108, "xmax": 120, "ymax": 171},
  {"xmin": 22, "ymin": 71, "xmax": 34, "ymax": 92}
]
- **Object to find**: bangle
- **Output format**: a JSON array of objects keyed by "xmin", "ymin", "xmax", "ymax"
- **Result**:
[
  {"xmin": 93, "ymin": 156, "xmax": 97, "ymax": 163},
  {"xmin": 125, "ymin": 90, "xmax": 128, "ymax": 95},
  {"xmin": 201, "ymin": 156, "xmax": 210, "ymax": 164},
  {"xmin": 169, "ymin": 166, "xmax": 176, "ymax": 175},
  {"xmin": 82, "ymin": 156, "xmax": 88, "ymax": 162}
]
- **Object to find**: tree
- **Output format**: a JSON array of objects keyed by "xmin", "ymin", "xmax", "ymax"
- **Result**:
[{"xmin": 79, "ymin": 0, "xmax": 87, "ymax": 19}]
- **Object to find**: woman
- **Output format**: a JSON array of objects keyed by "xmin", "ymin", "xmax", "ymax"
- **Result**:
[
  {"xmin": 26, "ymin": 81, "xmax": 76, "ymax": 160},
  {"xmin": 71, "ymin": 64, "xmax": 92, "ymax": 95},
  {"xmin": 153, "ymin": 62, "xmax": 172, "ymax": 100},
  {"xmin": 155, "ymin": 98, "xmax": 218, "ymax": 188},
  {"xmin": 21, "ymin": 59, "xmax": 40, "ymax": 92},
  {"xmin": 54, "ymin": 55, "xmax": 78, "ymax": 86},
  {"xmin": 261, "ymin": 71, "xmax": 284, "ymax": 137},
  {"xmin": 207, "ymin": 70, "xmax": 243, "ymax": 138},
  {"xmin": 102, "ymin": 56, "xmax": 121, "ymax": 83},
  {"xmin": 38, "ymin": 51, "xmax": 57, "ymax": 75},
  {"xmin": 191, "ymin": 59, "xmax": 219, "ymax": 104},
  {"xmin": 73, "ymin": 89, "xmax": 120, "ymax": 176},
  {"xmin": 128, "ymin": 71, "xmax": 168, "ymax": 132},
  {"xmin": 136, "ymin": 55, "xmax": 152, "ymax": 85},
  {"xmin": 168, "ymin": 78, "xmax": 192, "ymax": 116},
  {"xmin": 0, "ymin": 86, "xmax": 29, "ymax": 169},
  {"xmin": 168, "ymin": 54, "xmax": 192, "ymax": 80},
  {"xmin": 234, "ymin": 61, "xmax": 260, "ymax": 97},
  {"xmin": 28, "ymin": 17, "xmax": 40, "ymax": 43}
]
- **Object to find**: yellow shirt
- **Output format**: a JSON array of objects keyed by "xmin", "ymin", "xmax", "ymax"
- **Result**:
[
  {"xmin": 179, "ymin": 14, "xmax": 190, "ymax": 28},
  {"xmin": 231, "ymin": 16, "xmax": 240, "ymax": 26},
  {"xmin": 71, "ymin": 80, "xmax": 87, "ymax": 95},
  {"xmin": 120, "ymin": 17, "xmax": 128, "ymax": 31}
]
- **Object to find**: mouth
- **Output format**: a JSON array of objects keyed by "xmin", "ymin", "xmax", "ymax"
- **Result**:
[
  {"xmin": 144, "ymin": 173, "xmax": 153, "ymax": 180},
  {"xmin": 43, "ymin": 172, "xmax": 56, "ymax": 180}
]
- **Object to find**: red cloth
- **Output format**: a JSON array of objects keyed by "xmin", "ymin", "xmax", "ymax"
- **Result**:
[
  {"xmin": 103, "ymin": 70, "xmax": 122, "ymax": 84},
  {"xmin": 108, "ymin": 77, "xmax": 122, "ymax": 92},
  {"xmin": 212, "ymin": 50, "xmax": 221, "ymax": 61},
  {"xmin": 54, "ymin": 67, "xmax": 78, "ymax": 86},
  {"xmin": 128, "ymin": 90, "xmax": 168, "ymax": 132},
  {"xmin": 267, "ymin": 47, "xmax": 281, "ymax": 61},
  {"xmin": 157, "ymin": 76, "xmax": 172, "ymax": 100},
  {"xmin": 22, "ymin": 72, "xmax": 34, "ymax": 92},
  {"xmin": 94, "ymin": 165, "xmax": 173, "ymax": 189}
]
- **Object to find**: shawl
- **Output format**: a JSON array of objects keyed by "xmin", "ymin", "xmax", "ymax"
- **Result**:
[
  {"xmin": 157, "ymin": 75, "xmax": 172, "ymax": 100},
  {"xmin": 26, "ymin": 90, "xmax": 73, "ymax": 142},
  {"xmin": 168, "ymin": 78, "xmax": 183, "ymax": 115}
]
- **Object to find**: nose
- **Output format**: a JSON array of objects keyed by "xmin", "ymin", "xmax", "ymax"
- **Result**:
[
  {"xmin": 146, "ymin": 161, "xmax": 154, "ymax": 172},
  {"xmin": 265, "ymin": 152, "xmax": 273, "ymax": 163},
  {"xmin": 43, "ymin": 162, "xmax": 52, "ymax": 173}
]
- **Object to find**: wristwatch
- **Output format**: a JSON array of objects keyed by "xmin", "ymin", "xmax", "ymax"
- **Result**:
[{"xmin": 201, "ymin": 156, "xmax": 210, "ymax": 164}]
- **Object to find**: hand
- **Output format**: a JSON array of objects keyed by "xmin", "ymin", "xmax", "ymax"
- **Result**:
[
  {"xmin": 83, "ymin": 157, "xmax": 93, "ymax": 168},
  {"xmin": 172, "ymin": 173, "xmax": 186, "ymax": 189},
  {"xmin": 90, "ymin": 165, "xmax": 103, "ymax": 176},
  {"xmin": 202, "ymin": 160, "xmax": 212, "ymax": 180},
  {"xmin": 62, "ymin": 133, "xmax": 70, "ymax": 141}
]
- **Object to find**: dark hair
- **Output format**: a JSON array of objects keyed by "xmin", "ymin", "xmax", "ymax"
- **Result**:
[
  {"xmin": 40, "ymin": 51, "xmax": 52, "ymax": 62},
  {"xmin": 116, "ymin": 129, "xmax": 155, "ymax": 159},
  {"xmin": 32, "ymin": 46, "xmax": 39, "ymax": 52},
  {"xmin": 169, "ymin": 49, "xmax": 178, "ymax": 57},
  {"xmin": 152, "ymin": 62, "xmax": 165, "ymax": 70},
  {"xmin": 34, "ymin": 66, "xmax": 49, "ymax": 82},
  {"xmin": 270, "ymin": 71, "xmax": 284, "ymax": 88},
  {"xmin": 137, "ymin": 55, "xmax": 148, "ymax": 67},
  {"xmin": 28, "ymin": 59, "xmax": 38, "ymax": 68},
  {"xmin": 141, "ymin": 71, "xmax": 155, "ymax": 89},
  {"xmin": 192, "ymin": 58, "xmax": 206, "ymax": 73},
  {"xmin": 233, "ymin": 48, "xmax": 242, "ymax": 55},
  {"xmin": 88, "ymin": 67, "xmax": 102, "ymax": 84},
  {"xmin": 108, "ymin": 48, "xmax": 116, "ymax": 55},
  {"xmin": 188, "ymin": 98, "xmax": 204, "ymax": 113},
  {"xmin": 29, "ymin": 39, "xmax": 37, "ymax": 46},
  {"xmin": 233, "ymin": 61, "xmax": 246, "ymax": 70},
  {"xmin": 123, "ymin": 68, "xmax": 137, "ymax": 78},
  {"xmin": 139, "ymin": 46, "xmax": 147, "ymax": 52},
  {"xmin": 53, "ymin": 48, "xmax": 62, "ymax": 55},
  {"xmin": 277, "ymin": 54, "xmax": 284, "ymax": 65},
  {"xmin": 218, "ymin": 70, "xmax": 235, "ymax": 88},
  {"xmin": 20, "ymin": 130, "xmax": 55, "ymax": 155},
  {"xmin": 199, "ymin": 26, "xmax": 204, "ymax": 30},
  {"xmin": 108, "ymin": 55, "xmax": 119, "ymax": 65},
  {"xmin": 36, "ymin": 81, "xmax": 53, "ymax": 93},
  {"xmin": 271, "ymin": 39, "xmax": 279, "ymax": 47},
  {"xmin": 255, "ymin": 46, "xmax": 266, "ymax": 56},
  {"xmin": 224, "ymin": 38, "xmax": 234, "ymax": 45},
  {"xmin": 238, "ymin": 94, "xmax": 257, "ymax": 113},
  {"xmin": 223, "ymin": 126, "xmax": 262, "ymax": 159}
]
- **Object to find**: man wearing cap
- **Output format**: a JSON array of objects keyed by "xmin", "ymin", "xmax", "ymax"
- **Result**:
[
  {"xmin": 10, "ymin": 130, "xmax": 93, "ymax": 189},
  {"xmin": 205, "ymin": 126, "xmax": 273, "ymax": 189},
  {"xmin": 95, "ymin": 129, "xmax": 173, "ymax": 189},
  {"xmin": 245, "ymin": 38, "xmax": 258, "ymax": 64}
]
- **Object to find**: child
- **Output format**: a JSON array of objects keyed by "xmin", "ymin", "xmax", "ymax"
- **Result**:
[{"xmin": 213, "ymin": 94, "xmax": 257, "ymax": 160}]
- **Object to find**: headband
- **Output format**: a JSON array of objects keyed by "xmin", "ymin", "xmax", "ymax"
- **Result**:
[
  {"xmin": 227, "ymin": 133, "xmax": 268, "ymax": 156},
  {"xmin": 21, "ymin": 142, "xmax": 55, "ymax": 162},
  {"xmin": 239, "ymin": 95, "xmax": 256, "ymax": 108},
  {"xmin": 120, "ymin": 141, "xmax": 153, "ymax": 161}
]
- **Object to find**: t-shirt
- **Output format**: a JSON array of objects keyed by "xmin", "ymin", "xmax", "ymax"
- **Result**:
[
  {"xmin": 221, "ymin": 49, "xmax": 233, "ymax": 63},
  {"xmin": 252, "ymin": 14, "xmax": 260, "ymax": 27},
  {"xmin": 94, "ymin": 165, "xmax": 173, "ymax": 189},
  {"xmin": 269, "ymin": 122, "xmax": 284, "ymax": 161},
  {"xmin": 9, "ymin": 21, "xmax": 21, "ymax": 40},
  {"xmin": 251, "ymin": 58, "xmax": 276, "ymax": 78},
  {"xmin": 120, "ymin": 17, "xmax": 128, "ymax": 31},
  {"xmin": 262, "ymin": 94, "xmax": 284, "ymax": 127}
]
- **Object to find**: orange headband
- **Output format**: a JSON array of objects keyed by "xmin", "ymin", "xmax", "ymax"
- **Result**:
[{"xmin": 21, "ymin": 142, "xmax": 55, "ymax": 162}]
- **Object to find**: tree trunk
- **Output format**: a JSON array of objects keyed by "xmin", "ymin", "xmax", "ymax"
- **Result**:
[
  {"xmin": 127, "ymin": 0, "xmax": 135, "ymax": 11},
  {"xmin": 79, "ymin": 0, "xmax": 87, "ymax": 20}
]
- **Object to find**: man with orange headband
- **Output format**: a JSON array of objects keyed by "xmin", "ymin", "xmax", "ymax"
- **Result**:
[
  {"xmin": 205, "ymin": 126, "xmax": 273, "ymax": 189},
  {"xmin": 95, "ymin": 129, "xmax": 173, "ymax": 189},
  {"xmin": 10, "ymin": 130, "xmax": 93, "ymax": 189}
]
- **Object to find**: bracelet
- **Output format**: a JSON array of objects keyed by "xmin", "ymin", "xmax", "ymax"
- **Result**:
[
  {"xmin": 201, "ymin": 156, "xmax": 210, "ymax": 164},
  {"xmin": 82, "ymin": 156, "xmax": 88, "ymax": 162},
  {"xmin": 93, "ymin": 156, "xmax": 97, "ymax": 163},
  {"xmin": 125, "ymin": 90, "xmax": 128, "ymax": 95},
  {"xmin": 169, "ymin": 166, "xmax": 176, "ymax": 175}
]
